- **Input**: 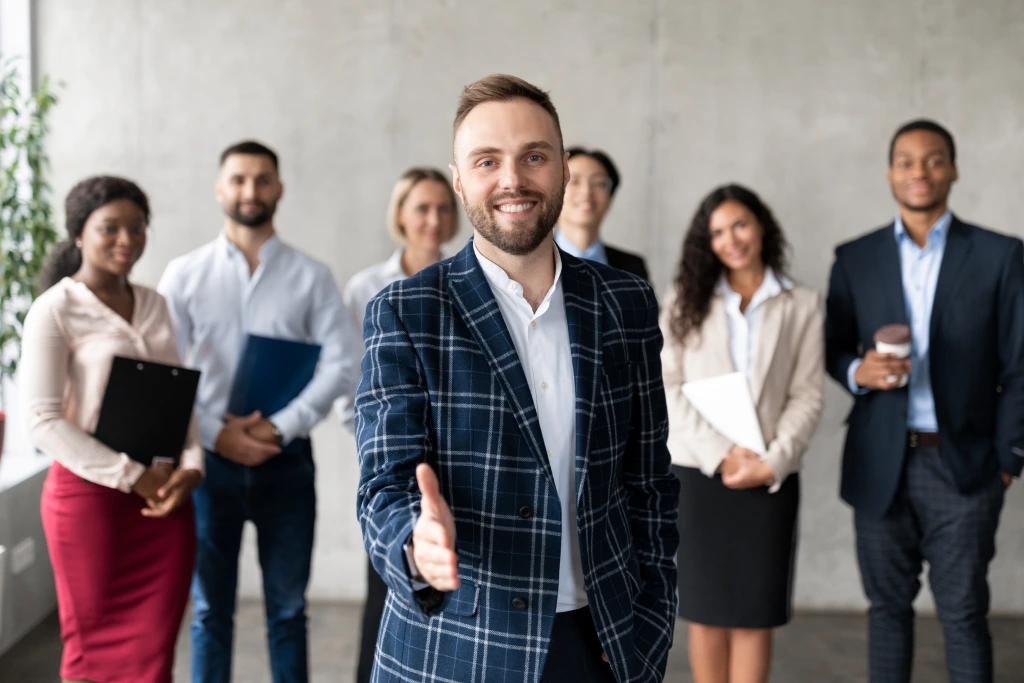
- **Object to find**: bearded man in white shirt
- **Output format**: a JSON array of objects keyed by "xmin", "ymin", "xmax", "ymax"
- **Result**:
[
  {"xmin": 355, "ymin": 75, "xmax": 679, "ymax": 683},
  {"xmin": 158, "ymin": 140, "xmax": 359, "ymax": 683}
]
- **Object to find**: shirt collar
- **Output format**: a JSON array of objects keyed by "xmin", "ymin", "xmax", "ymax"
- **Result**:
[
  {"xmin": 894, "ymin": 210, "xmax": 952, "ymax": 246},
  {"xmin": 716, "ymin": 267, "xmax": 791, "ymax": 308},
  {"xmin": 473, "ymin": 239, "xmax": 563, "ymax": 307},
  {"xmin": 554, "ymin": 229, "xmax": 607, "ymax": 263},
  {"xmin": 218, "ymin": 232, "xmax": 283, "ymax": 263},
  {"xmin": 383, "ymin": 249, "xmax": 405, "ymax": 278}
]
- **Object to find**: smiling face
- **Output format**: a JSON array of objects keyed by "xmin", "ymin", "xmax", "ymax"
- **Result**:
[
  {"xmin": 399, "ymin": 179, "xmax": 456, "ymax": 253},
  {"xmin": 78, "ymin": 198, "xmax": 148, "ymax": 278},
  {"xmin": 888, "ymin": 129, "xmax": 957, "ymax": 213},
  {"xmin": 450, "ymin": 98, "xmax": 568, "ymax": 257},
  {"xmin": 708, "ymin": 199, "xmax": 764, "ymax": 274},
  {"xmin": 560, "ymin": 154, "xmax": 613, "ymax": 231}
]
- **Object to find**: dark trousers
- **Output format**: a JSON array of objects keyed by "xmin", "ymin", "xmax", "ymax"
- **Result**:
[
  {"xmin": 356, "ymin": 555, "xmax": 389, "ymax": 683},
  {"xmin": 854, "ymin": 445, "xmax": 1005, "ymax": 683},
  {"xmin": 190, "ymin": 443, "xmax": 317, "ymax": 683},
  {"xmin": 539, "ymin": 606, "xmax": 617, "ymax": 683}
]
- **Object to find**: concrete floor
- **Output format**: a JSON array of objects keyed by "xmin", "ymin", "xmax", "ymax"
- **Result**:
[{"xmin": 1, "ymin": 602, "xmax": 1023, "ymax": 682}]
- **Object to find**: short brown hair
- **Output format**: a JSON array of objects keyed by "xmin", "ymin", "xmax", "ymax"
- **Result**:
[
  {"xmin": 220, "ymin": 140, "xmax": 279, "ymax": 171},
  {"xmin": 387, "ymin": 167, "xmax": 460, "ymax": 243},
  {"xmin": 453, "ymin": 74, "xmax": 563, "ymax": 153}
]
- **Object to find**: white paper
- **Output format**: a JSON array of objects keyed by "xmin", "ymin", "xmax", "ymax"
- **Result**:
[{"xmin": 681, "ymin": 372, "xmax": 766, "ymax": 455}]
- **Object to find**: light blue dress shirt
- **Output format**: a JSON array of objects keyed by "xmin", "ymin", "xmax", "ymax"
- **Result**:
[
  {"xmin": 158, "ymin": 234, "xmax": 359, "ymax": 450},
  {"xmin": 554, "ymin": 229, "xmax": 608, "ymax": 265},
  {"xmin": 847, "ymin": 211, "xmax": 951, "ymax": 431}
]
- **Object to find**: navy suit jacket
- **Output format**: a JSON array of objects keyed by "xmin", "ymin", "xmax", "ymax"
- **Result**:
[
  {"xmin": 355, "ymin": 239, "xmax": 680, "ymax": 682},
  {"xmin": 605, "ymin": 244, "xmax": 650, "ymax": 282},
  {"xmin": 825, "ymin": 215, "xmax": 1024, "ymax": 519}
]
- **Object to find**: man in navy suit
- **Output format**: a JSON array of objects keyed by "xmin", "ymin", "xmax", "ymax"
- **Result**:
[
  {"xmin": 355, "ymin": 74, "xmax": 679, "ymax": 683},
  {"xmin": 825, "ymin": 119, "xmax": 1024, "ymax": 683}
]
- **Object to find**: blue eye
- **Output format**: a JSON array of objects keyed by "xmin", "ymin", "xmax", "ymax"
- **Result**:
[
  {"xmin": 479, "ymin": 160, "xmax": 494, "ymax": 168},
  {"xmin": 527, "ymin": 155, "xmax": 542, "ymax": 162}
]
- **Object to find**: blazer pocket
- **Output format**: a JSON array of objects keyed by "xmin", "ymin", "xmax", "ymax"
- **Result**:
[
  {"xmin": 442, "ymin": 546, "xmax": 481, "ymax": 617},
  {"xmin": 601, "ymin": 362, "xmax": 634, "ymax": 428},
  {"xmin": 442, "ymin": 579, "xmax": 480, "ymax": 617}
]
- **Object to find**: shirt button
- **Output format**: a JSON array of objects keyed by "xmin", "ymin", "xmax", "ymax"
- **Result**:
[
  {"xmin": 518, "ymin": 505, "xmax": 534, "ymax": 519},
  {"xmin": 507, "ymin": 282, "xmax": 516, "ymax": 292},
  {"xmin": 512, "ymin": 598, "xmax": 527, "ymax": 609},
  {"xmin": 540, "ymin": 381, "xmax": 548, "ymax": 390},
  {"xmin": 530, "ymin": 321, "xmax": 537, "ymax": 328}
]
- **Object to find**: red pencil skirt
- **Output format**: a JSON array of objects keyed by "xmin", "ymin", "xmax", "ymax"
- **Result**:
[{"xmin": 41, "ymin": 461, "xmax": 196, "ymax": 683}]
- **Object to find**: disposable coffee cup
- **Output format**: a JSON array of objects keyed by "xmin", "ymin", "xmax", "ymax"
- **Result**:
[{"xmin": 874, "ymin": 324, "xmax": 911, "ymax": 387}]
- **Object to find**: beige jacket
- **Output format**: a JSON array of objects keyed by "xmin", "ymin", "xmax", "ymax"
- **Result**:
[{"xmin": 660, "ymin": 283, "xmax": 824, "ymax": 492}]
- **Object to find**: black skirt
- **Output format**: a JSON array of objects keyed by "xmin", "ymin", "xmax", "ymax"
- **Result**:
[{"xmin": 673, "ymin": 464, "xmax": 800, "ymax": 629}]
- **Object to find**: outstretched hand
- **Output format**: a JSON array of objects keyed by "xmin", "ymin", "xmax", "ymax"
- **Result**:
[{"xmin": 411, "ymin": 463, "xmax": 460, "ymax": 592}]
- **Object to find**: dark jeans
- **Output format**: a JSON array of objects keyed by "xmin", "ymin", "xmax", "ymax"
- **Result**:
[
  {"xmin": 356, "ymin": 555, "xmax": 389, "ymax": 683},
  {"xmin": 190, "ymin": 442, "xmax": 316, "ymax": 683},
  {"xmin": 855, "ymin": 445, "xmax": 1005, "ymax": 683}
]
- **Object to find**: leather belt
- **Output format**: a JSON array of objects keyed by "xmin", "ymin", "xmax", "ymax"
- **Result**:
[{"xmin": 907, "ymin": 431, "xmax": 940, "ymax": 449}]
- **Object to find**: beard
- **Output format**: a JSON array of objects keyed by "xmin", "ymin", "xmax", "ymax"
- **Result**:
[
  {"xmin": 227, "ymin": 199, "xmax": 276, "ymax": 227},
  {"xmin": 463, "ymin": 186, "xmax": 564, "ymax": 257}
]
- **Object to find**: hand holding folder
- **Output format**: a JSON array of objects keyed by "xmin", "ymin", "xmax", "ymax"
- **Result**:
[
  {"xmin": 94, "ymin": 357, "xmax": 201, "ymax": 467},
  {"xmin": 227, "ymin": 334, "xmax": 322, "ymax": 450}
]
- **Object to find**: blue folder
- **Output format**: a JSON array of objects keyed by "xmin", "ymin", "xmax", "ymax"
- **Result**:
[{"xmin": 227, "ymin": 334, "xmax": 322, "ymax": 447}]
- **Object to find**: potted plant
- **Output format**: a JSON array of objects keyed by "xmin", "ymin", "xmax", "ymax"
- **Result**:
[{"xmin": 0, "ymin": 59, "xmax": 60, "ymax": 463}]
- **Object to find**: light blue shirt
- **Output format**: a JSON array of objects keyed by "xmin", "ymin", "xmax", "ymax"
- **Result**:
[
  {"xmin": 554, "ymin": 229, "xmax": 608, "ymax": 265},
  {"xmin": 847, "ymin": 211, "xmax": 951, "ymax": 431},
  {"xmin": 158, "ymin": 233, "xmax": 360, "ymax": 450}
]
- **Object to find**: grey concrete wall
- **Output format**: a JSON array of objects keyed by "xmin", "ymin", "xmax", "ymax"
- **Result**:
[{"xmin": 33, "ymin": 0, "xmax": 1024, "ymax": 612}]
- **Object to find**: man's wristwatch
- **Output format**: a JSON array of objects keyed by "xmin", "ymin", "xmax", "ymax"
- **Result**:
[
  {"xmin": 269, "ymin": 422, "xmax": 284, "ymax": 445},
  {"xmin": 403, "ymin": 538, "xmax": 426, "ymax": 583}
]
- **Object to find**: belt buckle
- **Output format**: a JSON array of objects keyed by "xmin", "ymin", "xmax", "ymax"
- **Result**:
[{"xmin": 909, "ymin": 432, "xmax": 919, "ymax": 449}]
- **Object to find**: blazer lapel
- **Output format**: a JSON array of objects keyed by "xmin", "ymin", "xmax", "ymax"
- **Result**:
[
  {"xmin": 929, "ymin": 216, "xmax": 972, "ymax": 339},
  {"xmin": 560, "ymin": 254, "xmax": 602, "ymax": 504},
  {"xmin": 446, "ymin": 240, "xmax": 553, "ymax": 482},
  {"xmin": 703, "ymin": 296, "xmax": 738, "ymax": 374},
  {"xmin": 749, "ymin": 292, "xmax": 788, "ymax": 404},
  {"xmin": 876, "ymin": 223, "xmax": 910, "ymax": 325}
]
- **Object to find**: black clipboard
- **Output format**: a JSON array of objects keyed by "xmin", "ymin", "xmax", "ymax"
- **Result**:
[{"xmin": 93, "ymin": 356, "xmax": 201, "ymax": 467}]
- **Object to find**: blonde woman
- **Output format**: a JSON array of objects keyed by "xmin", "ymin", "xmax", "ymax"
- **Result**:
[
  {"xmin": 661, "ymin": 184, "xmax": 824, "ymax": 683},
  {"xmin": 339, "ymin": 167, "xmax": 459, "ymax": 683}
]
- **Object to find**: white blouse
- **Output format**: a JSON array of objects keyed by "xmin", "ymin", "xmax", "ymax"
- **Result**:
[
  {"xmin": 336, "ymin": 250, "xmax": 406, "ymax": 431},
  {"xmin": 19, "ymin": 278, "xmax": 204, "ymax": 492},
  {"xmin": 718, "ymin": 267, "xmax": 791, "ymax": 378}
]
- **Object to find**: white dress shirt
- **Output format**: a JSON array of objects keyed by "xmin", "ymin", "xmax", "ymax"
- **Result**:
[
  {"xmin": 718, "ymin": 267, "xmax": 791, "ymax": 378},
  {"xmin": 157, "ymin": 233, "xmax": 359, "ymax": 450},
  {"xmin": 336, "ymin": 249, "xmax": 406, "ymax": 431},
  {"xmin": 473, "ymin": 241, "xmax": 588, "ymax": 613}
]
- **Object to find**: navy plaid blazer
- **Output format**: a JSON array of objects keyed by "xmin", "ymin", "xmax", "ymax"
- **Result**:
[{"xmin": 355, "ymin": 239, "xmax": 680, "ymax": 682}]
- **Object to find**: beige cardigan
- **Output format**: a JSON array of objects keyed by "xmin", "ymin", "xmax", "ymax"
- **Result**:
[
  {"xmin": 19, "ymin": 278, "xmax": 204, "ymax": 492},
  {"xmin": 660, "ymin": 284, "xmax": 824, "ymax": 492}
]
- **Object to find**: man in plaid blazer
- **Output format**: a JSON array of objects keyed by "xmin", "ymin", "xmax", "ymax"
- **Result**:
[{"xmin": 355, "ymin": 74, "xmax": 680, "ymax": 683}]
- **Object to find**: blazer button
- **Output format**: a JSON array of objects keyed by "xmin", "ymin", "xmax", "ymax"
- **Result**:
[
  {"xmin": 518, "ymin": 505, "xmax": 534, "ymax": 519},
  {"xmin": 512, "ymin": 597, "xmax": 527, "ymax": 610}
]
